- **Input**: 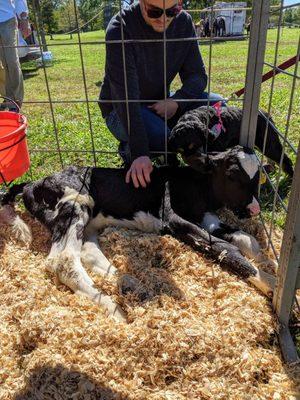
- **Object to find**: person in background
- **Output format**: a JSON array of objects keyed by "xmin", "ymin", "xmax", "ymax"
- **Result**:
[
  {"xmin": 99, "ymin": 0, "xmax": 224, "ymax": 188},
  {"xmin": 0, "ymin": 0, "xmax": 31, "ymax": 111},
  {"xmin": 204, "ymin": 17, "xmax": 210, "ymax": 37}
]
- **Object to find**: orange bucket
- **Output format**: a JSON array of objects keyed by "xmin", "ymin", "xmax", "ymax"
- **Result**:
[{"xmin": 0, "ymin": 111, "xmax": 30, "ymax": 184}]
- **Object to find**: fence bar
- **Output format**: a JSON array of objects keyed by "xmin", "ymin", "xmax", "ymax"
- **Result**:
[
  {"xmin": 278, "ymin": 326, "xmax": 300, "ymax": 365},
  {"xmin": 119, "ymin": 0, "xmax": 131, "ymax": 163},
  {"xmin": 204, "ymin": 3, "xmax": 214, "ymax": 154},
  {"xmin": 23, "ymin": 98, "xmax": 240, "ymax": 104},
  {"xmin": 257, "ymin": 111, "xmax": 297, "ymax": 155},
  {"xmin": 263, "ymin": 62, "xmax": 300, "ymax": 80},
  {"xmin": 21, "ymin": 97, "xmax": 245, "ymax": 105},
  {"xmin": 258, "ymin": 0, "xmax": 283, "ymax": 202},
  {"xmin": 189, "ymin": 3, "xmax": 300, "ymax": 12},
  {"xmin": 273, "ymin": 139, "xmax": 300, "ymax": 364},
  {"xmin": 163, "ymin": 0, "xmax": 168, "ymax": 165},
  {"xmin": 31, "ymin": 0, "xmax": 64, "ymax": 169},
  {"xmin": 240, "ymin": 0, "xmax": 270, "ymax": 148},
  {"xmin": 73, "ymin": 0, "xmax": 97, "ymax": 166},
  {"xmin": 267, "ymin": 35, "xmax": 300, "ymax": 251},
  {"xmin": 270, "ymin": 2, "xmax": 300, "ymax": 12},
  {"xmin": 0, "ymin": 36, "xmax": 254, "ymax": 49},
  {"xmin": 30, "ymin": 149, "xmax": 176, "ymax": 155},
  {"xmin": 258, "ymin": 213, "xmax": 280, "ymax": 263}
]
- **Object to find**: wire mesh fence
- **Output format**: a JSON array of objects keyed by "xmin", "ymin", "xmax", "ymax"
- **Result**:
[{"xmin": 0, "ymin": 0, "xmax": 299, "ymax": 362}]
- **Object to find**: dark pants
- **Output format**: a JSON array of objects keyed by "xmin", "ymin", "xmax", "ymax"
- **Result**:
[{"xmin": 105, "ymin": 92, "xmax": 225, "ymax": 163}]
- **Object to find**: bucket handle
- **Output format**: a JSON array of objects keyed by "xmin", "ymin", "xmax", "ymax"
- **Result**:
[
  {"xmin": 0, "ymin": 97, "xmax": 26, "ymax": 187},
  {"xmin": 0, "ymin": 95, "xmax": 20, "ymax": 113},
  {"xmin": 0, "ymin": 95, "xmax": 27, "ymax": 142},
  {"xmin": 0, "ymin": 114, "xmax": 27, "ymax": 142},
  {"xmin": 0, "ymin": 134, "xmax": 26, "ymax": 153}
]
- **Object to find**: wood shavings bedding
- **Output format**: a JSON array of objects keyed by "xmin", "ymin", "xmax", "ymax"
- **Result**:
[{"xmin": 0, "ymin": 211, "xmax": 299, "ymax": 400}]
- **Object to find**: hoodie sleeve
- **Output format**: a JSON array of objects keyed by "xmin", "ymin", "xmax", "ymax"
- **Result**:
[
  {"xmin": 105, "ymin": 15, "xmax": 150, "ymax": 161},
  {"xmin": 171, "ymin": 18, "xmax": 207, "ymax": 112}
]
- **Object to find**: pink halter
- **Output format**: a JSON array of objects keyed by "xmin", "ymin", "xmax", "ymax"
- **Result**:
[{"xmin": 211, "ymin": 101, "xmax": 226, "ymax": 138}]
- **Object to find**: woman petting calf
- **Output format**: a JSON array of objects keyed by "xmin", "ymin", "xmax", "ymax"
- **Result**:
[{"xmin": 0, "ymin": 1, "xmax": 293, "ymax": 321}]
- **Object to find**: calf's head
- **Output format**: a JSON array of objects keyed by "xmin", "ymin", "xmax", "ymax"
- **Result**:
[
  {"xmin": 168, "ymin": 108, "xmax": 219, "ymax": 156},
  {"xmin": 168, "ymin": 120, "xmax": 208, "ymax": 156},
  {"xmin": 185, "ymin": 145, "xmax": 261, "ymax": 218}
]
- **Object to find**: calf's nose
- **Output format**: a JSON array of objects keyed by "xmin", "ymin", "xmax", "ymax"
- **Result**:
[{"xmin": 247, "ymin": 197, "xmax": 260, "ymax": 216}]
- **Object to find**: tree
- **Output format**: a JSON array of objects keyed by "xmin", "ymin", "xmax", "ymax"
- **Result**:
[
  {"xmin": 56, "ymin": 0, "xmax": 82, "ymax": 37},
  {"xmin": 28, "ymin": 0, "xmax": 59, "ymax": 40},
  {"xmin": 78, "ymin": 0, "xmax": 102, "ymax": 31},
  {"xmin": 284, "ymin": 8, "xmax": 294, "ymax": 24},
  {"xmin": 29, "ymin": 0, "xmax": 49, "ymax": 50},
  {"xmin": 40, "ymin": 0, "xmax": 59, "ymax": 39},
  {"xmin": 294, "ymin": 7, "xmax": 300, "ymax": 25}
]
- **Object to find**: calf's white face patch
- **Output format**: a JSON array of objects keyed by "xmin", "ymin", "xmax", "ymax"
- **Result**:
[{"xmin": 237, "ymin": 151, "xmax": 259, "ymax": 180}]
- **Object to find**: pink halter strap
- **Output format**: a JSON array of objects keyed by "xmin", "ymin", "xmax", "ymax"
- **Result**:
[{"xmin": 212, "ymin": 101, "xmax": 226, "ymax": 134}]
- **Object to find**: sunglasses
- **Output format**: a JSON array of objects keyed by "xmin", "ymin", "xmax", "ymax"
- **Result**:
[{"xmin": 144, "ymin": 2, "xmax": 182, "ymax": 19}]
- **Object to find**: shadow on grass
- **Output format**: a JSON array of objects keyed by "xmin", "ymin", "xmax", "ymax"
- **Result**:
[{"xmin": 23, "ymin": 71, "xmax": 39, "ymax": 81}]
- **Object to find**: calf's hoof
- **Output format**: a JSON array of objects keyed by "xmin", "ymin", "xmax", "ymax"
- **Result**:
[
  {"xmin": 77, "ymin": 290, "xmax": 127, "ymax": 323},
  {"xmin": 99, "ymin": 294, "xmax": 127, "ymax": 323},
  {"xmin": 248, "ymin": 269, "xmax": 276, "ymax": 298}
]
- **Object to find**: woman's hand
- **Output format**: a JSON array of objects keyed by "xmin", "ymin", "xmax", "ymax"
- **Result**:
[
  {"xmin": 125, "ymin": 156, "xmax": 153, "ymax": 188},
  {"xmin": 148, "ymin": 98, "xmax": 179, "ymax": 120}
]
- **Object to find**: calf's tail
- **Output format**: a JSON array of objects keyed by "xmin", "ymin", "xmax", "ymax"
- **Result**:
[
  {"xmin": 0, "ymin": 183, "xmax": 32, "ymax": 244},
  {"xmin": 256, "ymin": 111, "xmax": 294, "ymax": 177}
]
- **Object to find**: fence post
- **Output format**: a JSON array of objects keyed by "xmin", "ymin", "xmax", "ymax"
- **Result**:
[
  {"xmin": 240, "ymin": 0, "xmax": 270, "ymax": 148},
  {"xmin": 273, "ymin": 140, "xmax": 300, "ymax": 364}
]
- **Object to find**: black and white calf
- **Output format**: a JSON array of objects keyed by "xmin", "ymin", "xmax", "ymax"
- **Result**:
[
  {"xmin": 0, "ymin": 146, "xmax": 275, "ymax": 322},
  {"xmin": 169, "ymin": 106, "xmax": 294, "ymax": 177}
]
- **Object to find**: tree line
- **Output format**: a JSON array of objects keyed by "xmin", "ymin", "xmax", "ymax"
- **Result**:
[
  {"xmin": 28, "ymin": 0, "xmax": 299, "ymax": 37},
  {"xmin": 27, "ymin": 1, "xmax": 216, "ymax": 35}
]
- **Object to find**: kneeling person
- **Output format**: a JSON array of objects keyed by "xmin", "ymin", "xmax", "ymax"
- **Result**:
[{"xmin": 99, "ymin": 0, "xmax": 224, "ymax": 188}]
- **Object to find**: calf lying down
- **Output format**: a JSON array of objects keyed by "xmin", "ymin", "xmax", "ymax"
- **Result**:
[
  {"xmin": 0, "ymin": 146, "xmax": 275, "ymax": 322},
  {"xmin": 169, "ymin": 106, "xmax": 294, "ymax": 177}
]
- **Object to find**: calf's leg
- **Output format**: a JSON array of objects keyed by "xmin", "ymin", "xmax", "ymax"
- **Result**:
[
  {"xmin": 166, "ymin": 204, "xmax": 275, "ymax": 297},
  {"xmin": 46, "ymin": 191, "xmax": 126, "ymax": 322},
  {"xmin": 198, "ymin": 212, "xmax": 276, "ymax": 295},
  {"xmin": 256, "ymin": 112, "xmax": 294, "ymax": 176},
  {"xmin": 81, "ymin": 232, "xmax": 118, "ymax": 278}
]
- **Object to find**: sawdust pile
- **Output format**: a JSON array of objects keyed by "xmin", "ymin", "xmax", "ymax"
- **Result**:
[{"xmin": 0, "ymin": 212, "xmax": 299, "ymax": 400}]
